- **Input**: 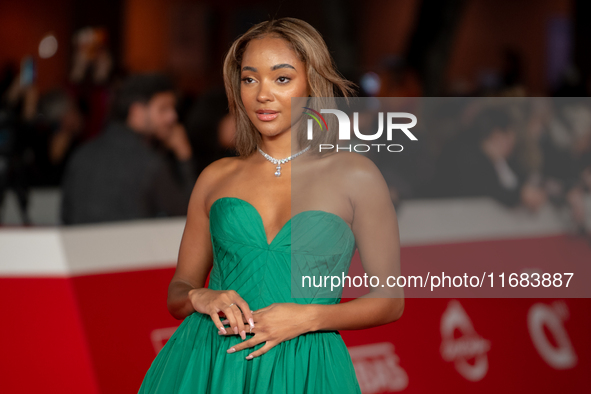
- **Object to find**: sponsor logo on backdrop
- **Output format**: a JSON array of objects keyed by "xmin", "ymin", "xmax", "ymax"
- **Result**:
[
  {"xmin": 151, "ymin": 326, "xmax": 180, "ymax": 354},
  {"xmin": 440, "ymin": 300, "xmax": 491, "ymax": 381},
  {"xmin": 304, "ymin": 107, "xmax": 417, "ymax": 153},
  {"xmin": 348, "ymin": 342, "xmax": 408, "ymax": 393},
  {"xmin": 528, "ymin": 301, "xmax": 577, "ymax": 369}
]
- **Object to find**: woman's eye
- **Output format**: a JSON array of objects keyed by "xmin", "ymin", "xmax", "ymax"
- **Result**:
[
  {"xmin": 277, "ymin": 76, "xmax": 291, "ymax": 84},
  {"xmin": 241, "ymin": 77, "xmax": 254, "ymax": 84}
]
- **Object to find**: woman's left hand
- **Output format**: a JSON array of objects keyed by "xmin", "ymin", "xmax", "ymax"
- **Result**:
[{"xmin": 218, "ymin": 302, "xmax": 316, "ymax": 359}]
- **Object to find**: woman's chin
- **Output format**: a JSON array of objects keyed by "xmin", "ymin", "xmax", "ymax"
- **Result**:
[{"xmin": 257, "ymin": 126, "xmax": 290, "ymax": 138}]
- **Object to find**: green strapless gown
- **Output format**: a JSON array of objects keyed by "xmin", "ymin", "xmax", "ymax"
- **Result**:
[{"xmin": 138, "ymin": 197, "xmax": 362, "ymax": 393}]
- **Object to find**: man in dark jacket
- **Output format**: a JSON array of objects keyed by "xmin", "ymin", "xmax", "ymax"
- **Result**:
[
  {"xmin": 426, "ymin": 106, "xmax": 546, "ymax": 210},
  {"xmin": 60, "ymin": 73, "xmax": 197, "ymax": 225}
]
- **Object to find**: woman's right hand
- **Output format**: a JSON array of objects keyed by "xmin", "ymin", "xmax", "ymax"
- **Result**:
[{"xmin": 189, "ymin": 288, "xmax": 255, "ymax": 340}]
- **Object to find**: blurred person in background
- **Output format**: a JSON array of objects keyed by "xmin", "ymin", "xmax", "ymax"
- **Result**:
[
  {"xmin": 499, "ymin": 48, "xmax": 527, "ymax": 96},
  {"xmin": 539, "ymin": 98, "xmax": 591, "ymax": 236},
  {"xmin": 0, "ymin": 61, "xmax": 39, "ymax": 225},
  {"xmin": 363, "ymin": 104, "xmax": 423, "ymax": 209},
  {"xmin": 31, "ymin": 89, "xmax": 85, "ymax": 186},
  {"xmin": 184, "ymin": 87, "xmax": 237, "ymax": 176},
  {"xmin": 366, "ymin": 57, "xmax": 423, "ymax": 207},
  {"xmin": 375, "ymin": 55, "xmax": 422, "ymax": 98},
  {"xmin": 67, "ymin": 27, "xmax": 117, "ymax": 143},
  {"xmin": 426, "ymin": 106, "xmax": 547, "ymax": 211},
  {"xmin": 60, "ymin": 73, "xmax": 197, "ymax": 225},
  {"xmin": 582, "ymin": 156, "xmax": 591, "ymax": 226},
  {"xmin": 551, "ymin": 65, "xmax": 589, "ymax": 97}
]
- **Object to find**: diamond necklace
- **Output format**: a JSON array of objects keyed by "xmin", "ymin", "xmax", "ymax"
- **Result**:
[{"xmin": 257, "ymin": 144, "xmax": 311, "ymax": 177}]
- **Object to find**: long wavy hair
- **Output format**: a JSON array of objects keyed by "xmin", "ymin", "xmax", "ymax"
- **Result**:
[{"xmin": 222, "ymin": 17, "xmax": 357, "ymax": 157}]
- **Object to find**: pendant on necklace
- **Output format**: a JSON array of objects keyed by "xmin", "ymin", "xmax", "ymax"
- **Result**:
[{"xmin": 257, "ymin": 144, "xmax": 311, "ymax": 177}]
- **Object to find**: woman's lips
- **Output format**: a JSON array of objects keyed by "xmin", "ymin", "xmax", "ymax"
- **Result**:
[{"xmin": 256, "ymin": 112, "xmax": 279, "ymax": 121}]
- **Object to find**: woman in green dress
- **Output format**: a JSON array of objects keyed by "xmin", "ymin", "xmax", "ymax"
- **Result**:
[{"xmin": 138, "ymin": 17, "xmax": 404, "ymax": 393}]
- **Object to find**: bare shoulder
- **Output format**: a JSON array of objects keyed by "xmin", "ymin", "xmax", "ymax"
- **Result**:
[
  {"xmin": 188, "ymin": 156, "xmax": 243, "ymax": 213},
  {"xmin": 322, "ymin": 151, "xmax": 389, "ymax": 207},
  {"xmin": 324, "ymin": 151, "xmax": 384, "ymax": 183},
  {"xmin": 197, "ymin": 156, "xmax": 241, "ymax": 186}
]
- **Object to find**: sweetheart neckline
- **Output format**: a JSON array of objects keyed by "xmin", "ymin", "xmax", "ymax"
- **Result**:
[{"xmin": 209, "ymin": 196, "xmax": 354, "ymax": 246}]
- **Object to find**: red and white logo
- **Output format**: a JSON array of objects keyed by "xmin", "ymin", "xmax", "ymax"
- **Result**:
[
  {"xmin": 440, "ymin": 300, "xmax": 491, "ymax": 381},
  {"xmin": 528, "ymin": 301, "xmax": 577, "ymax": 369},
  {"xmin": 150, "ymin": 326, "xmax": 180, "ymax": 354},
  {"xmin": 349, "ymin": 342, "xmax": 408, "ymax": 393}
]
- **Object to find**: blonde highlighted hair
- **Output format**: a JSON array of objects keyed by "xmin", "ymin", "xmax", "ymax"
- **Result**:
[{"xmin": 222, "ymin": 17, "xmax": 357, "ymax": 156}]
